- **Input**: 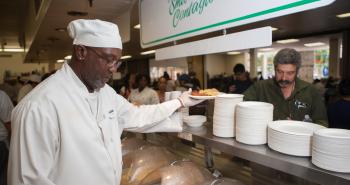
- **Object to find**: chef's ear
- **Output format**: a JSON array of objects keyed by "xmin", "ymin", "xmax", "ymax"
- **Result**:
[{"xmin": 73, "ymin": 45, "xmax": 88, "ymax": 61}]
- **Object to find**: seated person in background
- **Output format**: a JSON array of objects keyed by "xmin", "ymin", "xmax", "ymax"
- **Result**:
[
  {"xmin": 226, "ymin": 64, "xmax": 252, "ymax": 94},
  {"xmin": 157, "ymin": 77, "xmax": 168, "ymax": 103},
  {"xmin": 163, "ymin": 71, "xmax": 175, "ymax": 91},
  {"xmin": 119, "ymin": 73, "xmax": 136, "ymax": 99},
  {"xmin": 17, "ymin": 74, "xmax": 41, "ymax": 102},
  {"xmin": 129, "ymin": 74, "xmax": 159, "ymax": 105},
  {"xmin": 189, "ymin": 71, "xmax": 201, "ymax": 90},
  {"xmin": 175, "ymin": 74, "xmax": 192, "ymax": 92},
  {"xmin": 244, "ymin": 48, "xmax": 328, "ymax": 126},
  {"xmin": 328, "ymin": 79, "xmax": 350, "ymax": 129}
]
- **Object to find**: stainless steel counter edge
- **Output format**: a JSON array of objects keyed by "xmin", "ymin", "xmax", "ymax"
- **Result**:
[{"xmin": 180, "ymin": 125, "xmax": 350, "ymax": 185}]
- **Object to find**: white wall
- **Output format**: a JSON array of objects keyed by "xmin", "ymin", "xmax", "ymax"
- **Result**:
[
  {"xmin": 226, "ymin": 54, "xmax": 248, "ymax": 75},
  {"xmin": 0, "ymin": 53, "xmax": 49, "ymax": 83},
  {"xmin": 150, "ymin": 58, "xmax": 188, "ymax": 68},
  {"xmin": 205, "ymin": 54, "xmax": 226, "ymax": 78},
  {"xmin": 205, "ymin": 53, "xmax": 249, "ymax": 78}
]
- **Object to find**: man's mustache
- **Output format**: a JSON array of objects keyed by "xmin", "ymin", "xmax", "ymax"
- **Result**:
[{"xmin": 277, "ymin": 80, "xmax": 293, "ymax": 86}]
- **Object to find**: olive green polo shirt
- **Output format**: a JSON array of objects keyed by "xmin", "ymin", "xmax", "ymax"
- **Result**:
[{"xmin": 243, "ymin": 78, "xmax": 328, "ymax": 127}]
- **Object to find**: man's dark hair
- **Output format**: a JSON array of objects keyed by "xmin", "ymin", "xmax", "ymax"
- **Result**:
[
  {"xmin": 273, "ymin": 48, "xmax": 301, "ymax": 70},
  {"xmin": 339, "ymin": 79, "xmax": 350, "ymax": 96},
  {"xmin": 233, "ymin": 64, "xmax": 245, "ymax": 74},
  {"xmin": 136, "ymin": 74, "xmax": 151, "ymax": 85}
]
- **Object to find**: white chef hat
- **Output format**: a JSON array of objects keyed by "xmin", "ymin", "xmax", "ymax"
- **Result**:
[
  {"xmin": 29, "ymin": 74, "xmax": 41, "ymax": 83},
  {"xmin": 67, "ymin": 19, "xmax": 122, "ymax": 49}
]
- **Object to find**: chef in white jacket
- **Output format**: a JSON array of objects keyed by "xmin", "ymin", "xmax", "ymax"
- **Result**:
[{"xmin": 8, "ymin": 19, "xmax": 203, "ymax": 185}]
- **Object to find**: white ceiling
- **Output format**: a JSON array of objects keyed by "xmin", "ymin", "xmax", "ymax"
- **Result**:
[
  {"xmin": 25, "ymin": 0, "xmax": 135, "ymax": 62},
  {"xmin": 0, "ymin": 0, "xmax": 25, "ymax": 48}
]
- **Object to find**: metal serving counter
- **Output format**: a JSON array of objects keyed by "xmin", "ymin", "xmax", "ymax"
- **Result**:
[{"xmin": 176, "ymin": 124, "xmax": 350, "ymax": 185}]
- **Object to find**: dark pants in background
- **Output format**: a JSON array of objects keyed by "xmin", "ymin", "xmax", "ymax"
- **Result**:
[{"xmin": 0, "ymin": 141, "xmax": 8, "ymax": 185}]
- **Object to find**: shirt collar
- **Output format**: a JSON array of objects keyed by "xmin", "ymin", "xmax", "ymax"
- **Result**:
[{"xmin": 62, "ymin": 62, "xmax": 99, "ymax": 96}]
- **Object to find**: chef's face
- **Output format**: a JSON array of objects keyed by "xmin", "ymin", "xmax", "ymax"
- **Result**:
[
  {"xmin": 80, "ymin": 46, "xmax": 122, "ymax": 91},
  {"xmin": 275, "ymin": 64, "xmax": 297, "ymax": 88}
]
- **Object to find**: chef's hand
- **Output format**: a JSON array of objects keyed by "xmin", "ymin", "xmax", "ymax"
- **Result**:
[{"xmin": 178, "ymin": 89, "xmax": 205, "ymax": 107}]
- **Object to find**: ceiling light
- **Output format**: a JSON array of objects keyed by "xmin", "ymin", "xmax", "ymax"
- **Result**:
[
  {"xmin": 141, "ymin": 50, "xmax": 155, "ymax": 55},
  {"xmin": 271, "ymin": 27, "xmax": 278, "ymax": 31},
  {"xmin": 259, "ymin": 48, "xmax": 274, "ymax": 51},
  {"xmin": 227, "ymin": 51, "xmax": 241, "ymax": 55},
  {"xmin": 304, "ymin": 42, "xmax": 326, "ymax": 47},
  {"xmin": 121, "ymin": 55, "xmax": 132, "ymax": 60},
  {"xmin": 134, "ymin": 24, "xmax": 141, "ymax": 29},
  {"xmin": 2, "ymin": 48, "xmax": 24, "ymax": 52},
  {"xmin": 64, "ymin": 55, "xmax": 72, "ymax": 60},
  {"xmin": 276, "ymin": 39, "xmax": 299, "ymax": 44},
  {"xmin": 336, "ymin": 12, "xmax": 350, "ymax": 18},
  {"xmin": 57, "ymin": 59, "xmax": 65, "ymax": 63}
]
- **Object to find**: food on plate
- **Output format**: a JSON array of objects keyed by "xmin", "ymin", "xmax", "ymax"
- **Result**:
[{"xmin": 191, "ymin": 88, "xmax": 219, "ymax": 96}]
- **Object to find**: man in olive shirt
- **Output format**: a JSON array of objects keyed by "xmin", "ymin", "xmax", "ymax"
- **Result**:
[{"xmin": 244, "ymin": 48, "xmax": 328, "ymax": 126}]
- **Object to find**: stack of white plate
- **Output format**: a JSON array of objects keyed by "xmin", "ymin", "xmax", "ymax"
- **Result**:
[
  {"xmin": 268, "ymin": 120, "xmax": 325, "ymax": 156},
  {"xmin": 235, "ymin": 101, "xmax": 273, "ymax": 145},
  {"xmin": 213, "ymin": 94, "xmax": 243, "ymax": 137},
  {"xmin": 312, "ymin": 128, "xmax": 350, "ymax": 172}
]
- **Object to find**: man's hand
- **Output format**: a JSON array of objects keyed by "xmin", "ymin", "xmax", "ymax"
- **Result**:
[{"xmin": 178, "ymin": 89, "xmax": 205, "ymax": 107}]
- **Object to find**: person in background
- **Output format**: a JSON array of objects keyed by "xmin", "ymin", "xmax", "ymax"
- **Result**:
[
  {"xmin": 257, "ymin": 71, "xmax": 264, "ymax": 81},
  {"xmin": 324, "ymin": 76, "xmax": 339, "ymax": 105},
  {"xmin": 226, "ymin": 63, "xmax": 252, "ymax": 94},
  {"xmin": 157, "ymin": 77, "xmax": 168, "ymax": 103},
  {"xmin": 313, "ymin": 79, "xmax": 326, "ymax": 98},
  {"xmin": 0, "ymin": 90, "xmax": 13, "ymax": 185},
  {"xmin": 244, "ymin": 48, "xmax": 328, "ymax": 126},
  {"xmin": 41, "ymin": 70, "xmax": 57, "ymax": 82},
  {"xmin": 128, "ymin": 74, "xmax": 159, "ymax": 105},
  {"xmin": 189, "ymin": 71, "xmax": 201, "ymax": 90},
  {"xmin": 0, "ymin": 78, "xmax": 17, "ymax": 104},
  {"xmin": 17, "ymin": 74, "xmax": 41, "ymax": 102},
  {"xmin": 8, "ymin": 19, "xmax": 203, "ymax": 185},
  {"xmin": 327, "ymin": 79, "xmax": 350, "ymax": 129},
  {"xmin": 176, "ymin": 74, "xmax": 192, "ymax": 92},
  {"xmin": 163, "ymin": 71, "xmax": 175, "ymax": 92},
  {"xmin": 119, "ymin": 73, "xmax": 136, "ymax": 99}
]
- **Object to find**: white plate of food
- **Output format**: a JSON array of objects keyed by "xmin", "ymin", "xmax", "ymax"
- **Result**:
[{"xmin": 189, "ymin": 88, "xmax": 220, "ymax": 100}]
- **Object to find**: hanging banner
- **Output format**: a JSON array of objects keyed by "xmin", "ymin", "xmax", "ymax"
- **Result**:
[{"xmin": 140, "ymin": 0, "xmax": 335, "ymax": 48}]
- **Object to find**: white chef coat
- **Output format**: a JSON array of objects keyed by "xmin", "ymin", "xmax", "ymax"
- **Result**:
[
  {"xmin": 0, "ymin": 90, "xmax": 13, "ymax": 143},
  {"xmin": 128, "ymin": 87, "xmax": 159, "ymax": 105},
  {"xmin": 8, "ymin": 63, "xmax": 182, "ymax": 185}
]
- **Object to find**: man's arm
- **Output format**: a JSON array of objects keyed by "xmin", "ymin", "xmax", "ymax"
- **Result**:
[
  {"xmin": 117, "ymin": 96, "xmax": 182, "ymax": 131},
  {"xmin": 243, "ymin": 83, "xmax": 259, "ymax": 101},
  {"xmin": 8, "ymin": 102, "xmax": 58, "ymax": 185}
]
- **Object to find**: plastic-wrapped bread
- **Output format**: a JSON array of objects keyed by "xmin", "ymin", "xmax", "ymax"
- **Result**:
[
  {"xmin": 123, "ymin": 146, "xmax": 178, "ymax": 185},
  {"xmin": 121, "ymin": 137, "xmax": 149, "ymax": 156}
]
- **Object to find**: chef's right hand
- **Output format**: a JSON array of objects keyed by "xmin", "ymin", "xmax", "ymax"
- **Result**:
[{"xmin": 178, "ymin": 89, "xmax": 205, "ymax": 107}]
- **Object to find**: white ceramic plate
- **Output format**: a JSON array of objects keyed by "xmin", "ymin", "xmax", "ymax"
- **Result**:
[
  {"xmin": 314, "ymin": 128, "xmax": 350, "ymax": 139},
  {"xmin": 268, "ymin": 120, "xmax": 325, "ymax": 136}
]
